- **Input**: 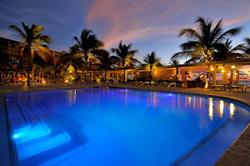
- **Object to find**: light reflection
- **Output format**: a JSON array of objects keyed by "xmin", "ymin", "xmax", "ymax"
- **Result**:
[
  {"xmin": 209, "ymin": 98, "xmax": 214, "ymax": 120},
  {"xmin": 219, "ymin": 100, "xmax": 224, "ymax": 118},
  {"xmin": 68, "ymin": 90, "xmax": 76, "ymax": 105},
  {"xmin": 230, "ymin": 103, "xmax": 236, "ymax": 119},
  {"xmin": 123, "ymin": 89, "xmax": 128, "ymax": 106},
  {"xmin": 188, "ymin": 96, "xmax": 192, "ymax": 105},
  {"xmin": 151, "ymin": 92, "xmax": 158, "ymax": 108}
]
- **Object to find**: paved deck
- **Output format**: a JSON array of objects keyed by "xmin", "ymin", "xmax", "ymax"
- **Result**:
[{"xmin": 0, "ymin": 84, "xmax": 249, "ymax": 166}]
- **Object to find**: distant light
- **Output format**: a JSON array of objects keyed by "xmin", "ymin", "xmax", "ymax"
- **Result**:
[
  {"xmin": 210, "ymin": 67, "xmax": 214, "ymax": 71},
  {"xmin": 231, "ymin": 65, "xmax": 236, "ymax": 69},
  {"xmin": 221, "ymin": 69, "xmax": 225, "ymax": 73}
]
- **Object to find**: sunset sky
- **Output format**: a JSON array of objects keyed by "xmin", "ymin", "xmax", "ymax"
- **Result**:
[{"xmin": 0, "ymin": 0, "xmax": 250, "ymax": 64}]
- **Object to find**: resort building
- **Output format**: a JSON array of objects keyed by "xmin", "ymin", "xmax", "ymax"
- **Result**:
[
  {"xmin": 1, "ymin": 36, "xmax": 250, "ymax": 88},
  {"xmin": 0, "ymin": 36, "xmax": 63, "ymax": 84},
  {"xmin": 104, "ymin": 60, "xmax": 250, "ymax": 88}
]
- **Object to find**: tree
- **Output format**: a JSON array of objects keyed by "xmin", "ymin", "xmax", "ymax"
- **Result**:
[
  {"xmin": 10, "ymin": 22, "xmax": 52, "ymax": 87},
  {"xmin": 171, "ymin": 17, "xmax": 241, "ymax": 87},
  {"xmin": 143, "ymin": 52, "xmax": 160, "ymax": 84},
  {"xmin": 172, "ymin": 17, "xmax": 241, "ymax": 62},
  {"xmin": 213, "ymin": 40, "xmax": 245, "ymax": 61},
  {"xmin": 169, "ymin": 59, "xmax": 180, "ymax": 81},
  {"xmin": 243, "ymin": 37, "xmax": 250, "ymax": 56},
  {"xmin": 111, "ymin": 41, "xmax": 138, "ymax": 83},
  {"xmin": 73, "ymin": 29, "xmax": 103, "ymax": 80},
  {"xmin": 92, "ymin": 49, "xmax": 119, "ymax": 81}
]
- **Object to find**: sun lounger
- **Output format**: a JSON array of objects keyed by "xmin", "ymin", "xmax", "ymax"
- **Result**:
[
  {"xmin": 210, "ymin": 84, "xmax": 227, "ymax": 91},
  {"xmin": 140, "ymin": 82, "xmax": 150, "ymax": 86},
  {"xmin": 229, "ymin": 85, "xmax": 247, "ymax": 92},
  {"xmin": 168, "ymin": 82, "xmax": 176, "ymax": 88},
  {"xmin": 133, "ymin": 81, "xmax": 144, "ymax": 86},
  {"xmin": 157, "ymin": 82, "xmax": 168, "ymax": 87}
]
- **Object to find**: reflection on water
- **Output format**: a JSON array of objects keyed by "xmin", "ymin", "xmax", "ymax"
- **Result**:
[
  {"xmin": 188, "ymin": 96, "xmax": 192, "ymax": 105},
  {"xmin": 230, "ymin": 103, "xmax": 236, "ymax": 119},
  {"xmin": 67, "ymin": 89, "xmax": 76, "ymax": 105},
  {"xmin": 209, "ymin": 98, "xmax": 214, "ymax": 120},
  {"xmin": 151, "ymin": 92, "xmax": 158, "ymax": 108},
  {"xmin": 219, "ymin": 100, "xmax": 224, "ymax": 118}
]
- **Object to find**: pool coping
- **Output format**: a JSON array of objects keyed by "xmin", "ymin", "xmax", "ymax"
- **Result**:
[{"xmin": 0, "ymin": 84, "xmax": 249, "ymax": 166}]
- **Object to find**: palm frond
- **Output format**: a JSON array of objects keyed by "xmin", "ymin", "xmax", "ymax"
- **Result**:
[
  {"xmin": 73, "ymin": 36, "xmax": 81, "ymax": 45},
  {"xmin": 216, "ymin": 27, "xmax": 242, "ymax": 43},
  {"xmin": 9, "ymin": 25, "xmax": 27, "ymax": 40},
  {"xmin": 40, "ymin": 35, "xmax": 51, "ymax": 44},
  {"xmin": 171, "ymin": 51, "xmax": 194, "ymax": 60}
]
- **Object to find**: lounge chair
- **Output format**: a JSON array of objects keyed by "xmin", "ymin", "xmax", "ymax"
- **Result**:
[
  {"xmin": 140, "ymin": 82, "xmax": 150, "ymax": 86},
  {"xmin": 157, "ymin": 82, "xmax": 168, "ymax": 87},
  {"xmin": 229, "ymin": 84, "xmax": 247, "ymax": 92},
  {"xmin": 133, "ymin": 81, "xmax": 144, "ymax": 86},
  {"xmin": 168, "ymin": 82, "xmax": 176, "ymax": 88},
  {"xmin": 210, "ymin": 84, "xmax": 227, "ymax": 91}
]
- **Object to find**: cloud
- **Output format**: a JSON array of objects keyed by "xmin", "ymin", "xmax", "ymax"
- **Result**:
[
  {"xmin": 0, "ymin": 29, "xmax": 18, "ymax": 40},
  {"xmin": 86, "ymin": 0, "xmax": 250, "ymax": 48},
  {"xmin": 224, "ymin": 15, "xmax": 250, "ymax": 26},
  {"xmin": 86, "ymin": 0, "xmax": 187, "ymax": 48}
]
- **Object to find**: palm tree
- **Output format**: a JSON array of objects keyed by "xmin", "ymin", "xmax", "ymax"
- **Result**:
[
  {"xmin": 73, "ymin": 29, "xmax": 103, "ymax": 80},
  {"xmin": 171, "ymin": 17, "xmax": 241, "ymax": 87},
  {"xmin": 92, "ymin": 49, "xmax": 119, "ymax": 81},
  {"xmin": 172, "ymin": 17, "xmax": 241, "ymax": 62},
  {"xmin": 169, "ymin": 59, "xmax": 180, "ymax": 81},
  {"xmin": 111, "ymin": 41, "xmax": 138, "ymax": 83},
  {"xmin": 9, "ymin": 22, "xmax": 52, "ymax": 87},
  {"xmin": 213, "ymin": 40, "xmax": 245, "ymax": 61},
  {"xmin": 143, "ymin": 52, "xmax": 160, "ymax": 84}
]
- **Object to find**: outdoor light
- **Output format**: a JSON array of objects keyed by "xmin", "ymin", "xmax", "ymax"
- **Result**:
[
  {"xmin": 221, "ymin": 69, "xmax": 225, "ymax": 73},
  {"xmin": 42, "ymin": 80, "xmax": 46, "ymax": 85},
  {"xmin": 231, "ymin": 65, "xmax": 236, "ymax": 69},
  {"xmin": 210, "ymin": 67, "xmax": 214, "ymax": 71}
]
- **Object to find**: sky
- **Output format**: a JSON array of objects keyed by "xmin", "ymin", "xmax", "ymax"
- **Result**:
[{"xmin": 0, "ymin": 0, "xmax": 250, "ymax": 64}]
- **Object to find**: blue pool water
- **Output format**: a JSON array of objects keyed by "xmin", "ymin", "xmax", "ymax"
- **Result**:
[{"xmin": 5, "ymin": 88, "xmax": 250, "ymax": 166}]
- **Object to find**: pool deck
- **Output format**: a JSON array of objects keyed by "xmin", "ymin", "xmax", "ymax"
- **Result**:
[{"xmin": 0, "ymin": 84, "xmax": 249, "ymax": 166}]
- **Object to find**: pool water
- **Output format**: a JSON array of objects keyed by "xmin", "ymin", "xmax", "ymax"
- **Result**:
[{"xmin": 5, "ymin": 88, "xmax": 250, "ymax": 166}]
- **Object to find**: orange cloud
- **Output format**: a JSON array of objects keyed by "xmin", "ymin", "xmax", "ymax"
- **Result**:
[
  {"xmin": 224, "ymin": 15, "xmax": 250, "ymax": 26},
  {"xmin": 86, "ymin": 0, "xmax": 250, "ymax": 48},
  {"xmin": 86, "ymin": 0, "xmax": 187, "ymax": 48}
]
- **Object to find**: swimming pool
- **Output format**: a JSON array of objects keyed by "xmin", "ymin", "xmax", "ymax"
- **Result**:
[{"xmin": 4, "ymin": 88, "xmax": 250, "ymax": 166}]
